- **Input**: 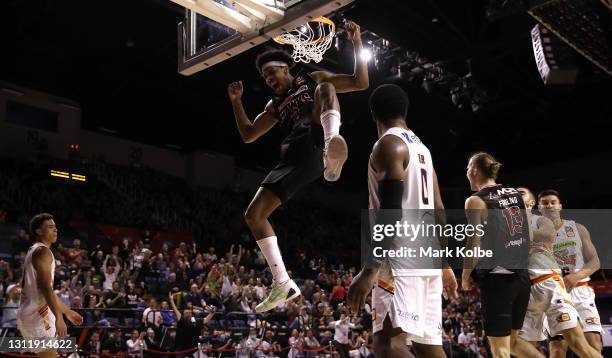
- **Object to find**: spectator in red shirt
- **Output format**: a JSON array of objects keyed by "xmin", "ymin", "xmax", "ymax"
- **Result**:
[{"xmin": 330, "ymin": 278, "xmax": 346, "ymax": 309}]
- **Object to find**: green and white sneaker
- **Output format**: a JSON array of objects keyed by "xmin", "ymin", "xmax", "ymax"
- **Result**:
[
  {"xmin": 323, "ymin": 135, "xmax": 348, "ymax": 182},
  {"xmin": 255, "ymin": 279, "xmax": 301, "ymax": 313}
]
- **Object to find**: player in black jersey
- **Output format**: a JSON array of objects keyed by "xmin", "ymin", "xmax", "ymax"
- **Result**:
[
  {"xmin": 461, "ymin": 152, "xmax": 531, "ymax": 358},
  {"xmin": 227, "ymin": 21, "xmax": 368, "ymax": 312}
]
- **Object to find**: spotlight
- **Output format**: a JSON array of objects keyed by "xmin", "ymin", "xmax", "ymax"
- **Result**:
[{"xmin": 360, "ymin": 48, "xmax": 372, "ymax": 62}]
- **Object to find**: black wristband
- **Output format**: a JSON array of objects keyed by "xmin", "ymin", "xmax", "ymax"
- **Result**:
[
  {"xmin": 364, "ymin": 180, "xmax": 405, "ymax": 269},
  {"xmin": 378, "ymin": 180, "xmax": 403, "ymax": 209}
]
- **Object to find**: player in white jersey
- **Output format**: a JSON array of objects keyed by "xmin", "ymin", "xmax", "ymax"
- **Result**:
[
  {"xmin": 347, "ymin": 84, "xmax": 458, "ymax": 358},
  {"xmin": 17, "ymin": 213, "xmax": 83, "ymax": 357},
  {"xmin": 512, "ymin": 188, "xmax": 602, "ymax": 358},
  {"xmin": 536, "ymin": 190, "xmax": 602, "ymax": 357}
]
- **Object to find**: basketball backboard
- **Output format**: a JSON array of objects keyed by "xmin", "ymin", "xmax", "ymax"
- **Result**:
[{"xmin": 170, "ymin": 0, "xmax": 355, "ymax": 75}]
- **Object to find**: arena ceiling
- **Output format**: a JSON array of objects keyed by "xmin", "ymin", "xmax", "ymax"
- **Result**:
[{"xmin": 1, "ymin": 0, "xmax": 610, "ymax": 201}]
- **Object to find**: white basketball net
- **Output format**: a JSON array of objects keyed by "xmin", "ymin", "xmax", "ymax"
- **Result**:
[{"xmin": 273, "ymin": 17, "xmax": 335, "ymax": 63}]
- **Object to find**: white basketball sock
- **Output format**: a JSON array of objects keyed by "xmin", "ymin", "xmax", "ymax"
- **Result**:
[
  {"xmin": 320, "ymin": 109, "xmax": 341, "ymax": 146},
  {"xmin": 257, "ymin": 235, "xmax": 290, "ymax": 283}
]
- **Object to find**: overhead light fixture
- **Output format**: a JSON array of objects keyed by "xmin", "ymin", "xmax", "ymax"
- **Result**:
[
  {"xmin": 50, "ymin": 170, "xmax": 70, "ymax": 179},
  {"xmin": 71, "ymin": 173, "xmax": 87, "ymax": 182},
  {"xmin": 50, "ymin": 169, "xmax": 87, "ymax": 182},
  {"xmin": 360, "ymin": 48, "xmax": 372, "ymax": 62},
  {"xmin": 354, "ymin": 27, "xmax": 488, "ymax": 109}
]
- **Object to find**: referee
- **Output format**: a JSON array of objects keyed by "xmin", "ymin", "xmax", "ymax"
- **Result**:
[{"xmin": 461, "ymin": 152, "xmax": 530, "ymax": 358}]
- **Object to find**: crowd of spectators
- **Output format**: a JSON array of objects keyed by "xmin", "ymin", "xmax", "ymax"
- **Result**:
[
  {"xmin": 0, "ymin": 231, "xmax": 495, "ymax": 357},
  {"xmin": 0, "ymin": 154, "xmax": 577, "ymax": 357},
  {"xmin": 0, "ymin": 155, "xmax": 359, "ymax": 260}
]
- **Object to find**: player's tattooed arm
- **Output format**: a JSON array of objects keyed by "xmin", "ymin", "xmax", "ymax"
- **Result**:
[
  {"xmin": 310, "ymin": 21, "xmax": 368, "ymax": 92},
  {"xmin": 228, "ymin": 82, "xmax": 278, "ymax": 143}
]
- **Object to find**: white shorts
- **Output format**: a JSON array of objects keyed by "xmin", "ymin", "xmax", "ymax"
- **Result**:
[
  {"xmin": 372, "ymin": 275, "xmax": 442, "ymax": 346},
  {"xmin": 571, "ymin": 284, "xmax": 602, "ymax": 334},
  {"xmin": 519, "ymin": 275, "xmax": 578, "ymax": 342},
  {"xmin": 17, "ymin": 316, "xmax": 57, "ymax": 353}
]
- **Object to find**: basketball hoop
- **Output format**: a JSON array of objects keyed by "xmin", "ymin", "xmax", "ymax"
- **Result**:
[{"xmin": 273, "ymin": 16, "xmax": 335, "ymax": 63}]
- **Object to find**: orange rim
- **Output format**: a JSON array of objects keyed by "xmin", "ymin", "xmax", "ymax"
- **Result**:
[{"xmin": 273, "ymin": 16, "xmax": 335, "ymax": 45}]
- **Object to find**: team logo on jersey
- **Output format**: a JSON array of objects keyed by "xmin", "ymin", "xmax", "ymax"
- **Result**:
[
  {"xmin": 564, "ymin": 226, "xmax": 575, "ymax": 237},
  {"xmin": 277, "ymin": 85, "xmax": 313, "ymax": 124},
  {"xmin": 504, "ymin": 237, "xmax": 524, "ymax": 248},
  {"xmin": 557, "ymin": 254, "xmax": 576, "ymax": 267},
  {"xmin": 396, "ymin": 309, "xmax": 419, "ymax": 322},
  {"xmin": 585, "ymin": 317, "xmax": 600, "ymax": 325},
  {"xmin": 495, "ymin": 187, "xmax": 518, "ymax": 196},
  {"xmin": 553, "ymin": 241, "xmax": 576, "ymax": 250},
  {"xmin": 556, "ymin": 313, "xmax": 571, "ymax": 323},
  {"xmin": 401, "ymin": 132, "xmax": 422, "ymax": 144}
]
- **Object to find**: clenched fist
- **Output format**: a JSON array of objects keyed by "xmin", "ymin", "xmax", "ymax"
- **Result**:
[
  {"xmin": 228, "ymin": 81, "xmax": 244, "ymax": 102},
  {"xmin": 345, "ymin": 21, "xmax": 362, "ymax": 44}
]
